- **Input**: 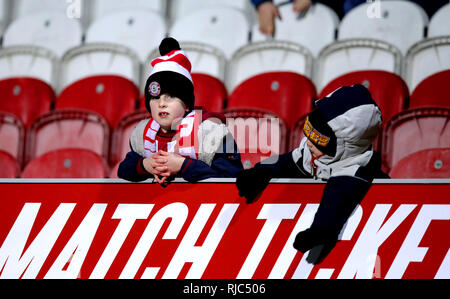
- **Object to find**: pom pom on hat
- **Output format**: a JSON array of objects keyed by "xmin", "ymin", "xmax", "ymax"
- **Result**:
[{"xmin": 159, "ymin": 37, "xmax": 181, "ymax": 56}]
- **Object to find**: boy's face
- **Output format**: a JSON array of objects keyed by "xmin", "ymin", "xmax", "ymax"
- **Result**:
[
  {"xmin": 150, "ymin": 93, "xmax": 189, "ymax": 132},
  {"xmin": 306, "ymin": 139, "xmax": 324, "ymax": 158}
]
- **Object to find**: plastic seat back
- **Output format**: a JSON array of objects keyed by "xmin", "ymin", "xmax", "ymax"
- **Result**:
[
  {"xmin": 0, "ymin": 46, "xmax": 59, "ymax": 88},
  {"xmin": 382, "ymin": 108, "xmax": 450, "ymax": 172},
  {"xmin": 0, "ymin": 78, "xmax": 55, "ymax": 127},
  {"xmin": 0, "ymin": 150, "xmax": 20, "ymax": 178},
  {"xmin": 315, "ymin": 39, "xmax": 402, "ymax": 92},
  {"xmin": 111, "ymin": 110, "xmax": 150, "ymax": 165},
  {"xmin": 25, "ymin": 110, "xmax": 110, "ymax": 165},
  {"xmin": 56, "ymin": 75, "xmax": 140, "ymax": 128},
  {"xmin": 252, "ymin": 3, "xmax": 339, "ymax": 57},
  {"xmin": 405, "ymin": 37, "xmax": 450, "ymax": 93},
  {"xmin": 228, "ymin": 41, "xmax": 313, "ymax": 92},
  {"xmin": 170, "ymin": 7, "xmax": 250, "ymax": 59},
  {"xmin": 338, "ymin": 0, "xmax": 428, "ymax": 55},
  {"xmin": 192, "ymin": 74, "xmax": 227, "ymax": 113},
  {"xmin": 389, "ymin": 148, "xmax": 450, "ymax": 179},
  {"xmin": 86, "ymin": 10, "xmax": 166, "ymax": 63},
  {"xmin": 170, "ymin": 0, "xmax": 250, "ymax": 22},
  {"xmin": 3, "ymin": 12, "xmax": 82, "ymax": 57},
  {"xmin": 428, "ymin": 3, "xmax": 450, "ymax": 38},
  {"xmin": 0, "ymin": 112, "xmax": 25, "ymax": 166},
  {"xmin": 288, "ymin": 115, "xmax": 306, "ymax": 152},
  {"xmin": 228, "ymin": 72, "xmax": 316, "ymax": 129},
  {"xmin": 410, "ymin": 70, "xmax": 450, "ymax": 109},
  {"xmin": 22, "ymin": 148, "xmax": 108, "ymax": 178},
  {"xmin": 60, "ymin": 43, "xmax": 141, "ymax": 92},
  {"xmin": 319, "ymin": 70, "xmax": 409, "ymax": 128},
  {"xmin": 224, "ymin": 108, "xmax": 287, "ymax": 169}
]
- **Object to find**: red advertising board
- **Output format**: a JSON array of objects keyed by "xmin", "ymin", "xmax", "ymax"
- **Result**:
[{"xmin": 0, "ymin": 179, "xmax": 449, "ymax": 279}]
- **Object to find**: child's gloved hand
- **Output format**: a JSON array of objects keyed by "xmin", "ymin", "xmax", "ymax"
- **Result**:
[{"xmin": 236, "ymin": 164, "xmax": 272, "ymax": 204}]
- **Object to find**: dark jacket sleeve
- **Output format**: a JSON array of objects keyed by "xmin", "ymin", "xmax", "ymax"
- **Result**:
[
  {"xmin": 180, "ymin": 141, "xmax": 244, "ymax": 182},
  {"xmin": 117, "ymin": 150, "xmax": 152, "ymax": 182}
]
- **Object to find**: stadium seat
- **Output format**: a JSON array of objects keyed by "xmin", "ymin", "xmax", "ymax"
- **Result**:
[
  {"xmin": 90, "ymin": 0, "xmax": 166, "ymax": 21},
  {"xmin": 110, "ymin": 109, "xmax": 150, "ymax": 165},
  {"xmin": 170, "ymin": 7, "xmax": 250, "ymax": 59},
  {"xmin": 59, "ymin": 43, "xmax": 141, "ymax": 91},
  {"xmin": 85, "ymin": 10, "xmax": 166, "ymax": 63},
  {"xmin": 109, "ymin": 161, "xmax": 121, "ymax": 179},
  {"xmin": 428, "ymin": 3, "xmax": 450, "ymax": 37},
  {"xmin": 288, "ymin": 115, "xmax": 306, "ymax": 152},
  {"xmin": 319, "ymin": 70, "xmax": 409, "ymax": 128},
  {"xmin": 228, "ymin": 41, "xmax": 313, "ymax": 92},
  {"xmin": 0, "ymin": 78, "xmax": 55, "ymax": 128},
  {"xmin": 21, "ymin": 148, "xmax": 108, "ymax": 178},
  {"xmin": 142, "ymin": 42, "xmax": 228, "ymax": 87},
  {"xmin": 25, "ymin": 110, "xmax": 110, "ymax": 165},
  {"xmin": 11, "ymin": 0, "xmax": 87, "ymax": 19},
  {"xmin": 170, "ymin": 0, "xmax": 251, "ymax": 23},
  {"xmin": 227, "ymin": 72, "xmax": 316, "ymax": 129},
  {"xmin": 410, "ymin": 70, "xmax": 450, "ymax": 109},
  {"xmin": 251, "ymin": 3, "xmax": 339, "ymax": 57},
  {"xmin": 56, "ymin": 75, "xmax": 140, "ymax": 128},
  {"xmin": 224, "ymin": 109, "xmax": 288, "ymax": 169},
  {"xmin": 3, "ymin": 12, "xmax": 83, "ymax": 58},
  {"xmin": 389, "ymin": 148, "xmax": 450, "ymax": 179},
  {"xmin": 0, "ymin": 112, "xmax": 25, "ymax": 166},
  {"xmin": 338, "ymin": 0, "xmax": 428, "ymax": 55},
  {"xmin": 192, "ymin": 74, "xmax": 228, "ymax": 113},
  {"xmin": 404, "ymin": 37, "xmax": 450, "ymax": 93},
  {"xmin": 0, "ymin": 46, "xmax": 59, "ymax": 88},
  {"xmin": 0, "ymin": 150, "xmax": 20, "ymax": 178},
  {"xmin": 315, "ymin": 39, "xmax": 403, "ymax": 93},
  {"xmin": 382, "ymin": 107, "xmax": 450, "ymax": 172}
]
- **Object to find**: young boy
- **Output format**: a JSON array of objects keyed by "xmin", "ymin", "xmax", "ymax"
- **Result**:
[
  {"xmin": 118, "ymin": 38, "xmax": 243, "ymax": 184},
  {"xmin": 236, "ymin": 84, "xmax": 389, "ymax": 264}
]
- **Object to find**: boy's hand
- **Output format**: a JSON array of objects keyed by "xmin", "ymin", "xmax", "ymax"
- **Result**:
[
  {"xmin": 257, "ymin": 2, "xmax": 281, "ymax": 35},
  {"xmin": 143, "ymin": 151, "xmax": 185, "ymax": 184}
]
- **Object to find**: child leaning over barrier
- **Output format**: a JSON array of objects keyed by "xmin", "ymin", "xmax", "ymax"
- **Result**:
[
  {"xmin": 236, "ymin": 84, "xmax": 390, "ymax": 264},
  {"xmin": 118, "ymin": 38, "xmax": 243, "ymax": 184}
]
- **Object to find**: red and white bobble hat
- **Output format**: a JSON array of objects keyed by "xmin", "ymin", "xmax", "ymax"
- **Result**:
[{"xmin": 145, "ymin": 37, "xmax": 195, "ymax": 112}]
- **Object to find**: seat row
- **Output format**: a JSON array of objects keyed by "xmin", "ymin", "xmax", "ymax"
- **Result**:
[{"xmin": 1, "ymin": 101, "xmax": 449, "ymax": 179}]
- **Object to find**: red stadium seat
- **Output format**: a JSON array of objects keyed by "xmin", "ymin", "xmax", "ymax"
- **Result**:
[
  {"xmin": 25, "ymin": 110, "xmax": 110, "ymax": 165},
  {"xmin": 192, "ymin": 73, "xmax": 227, "ymax": 112},
  {"xmin": 21, "ymin": 148, "xmax": 108, "ymax": 178},
  {"xmin": 224, "ymin": 108, "xmax": 287, "ymax": 169},
  {"xmin": 0, "ymin": 112, "xmax": 25, "ymax": 166},
  {"xmin": 319, "ymin": 70, "xmax": 409, "ymax": 128},
  {"xmin": 389, "ymin": 148, "xmax": 450, "ymax": 178},
  {"xmin": 0, "ymin": 78, "xmax": 55, "ymax": 128},
  {"xmin": 382, "ymin": 108, "xmax": 450, "ymax": 172},
  {"xmin": 227, "ymin": 72, "xmax": 316, "ymax": 129},
  {"xmin": 0, "ymin": 151, "xmax": 21, "ymax": 178},
  {"xmin": 410, "ymin": 70, "xmax": 450, "ymax": 109},
  {"xmin": 56, "ymin": 75, "xmax": 140, "ymax": 128},
  {"xmin": 110, "ymin": 109, "xmax": 150, "ymax": 165}
]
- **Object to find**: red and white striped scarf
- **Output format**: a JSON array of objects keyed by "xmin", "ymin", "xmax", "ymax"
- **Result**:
[{"xmin": 143, "ymin": 111, "xmax": 200, "ymax": 159}]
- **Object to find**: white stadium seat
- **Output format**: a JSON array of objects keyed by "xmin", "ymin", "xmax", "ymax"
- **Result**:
[
  {"xmin": 0, "ymin": 46, "xmax": 59, "ymax": 87},
  {"xmin": 0, "ymin": 0, "xmax": 10, "ymax": 35},
  {"xmin": 3, "ymin": 12, "xmax": 83, "ymax": 58},
  {"xmin": 338, "ymin": 0, "xmax": 428, "ymax": 55},
  {"xmin": 404, "ymin": 36, "xmax": 450, "ymax": 92},
  {"xmin": 428, "ymin": 3, "xmax": 450, "ymax": 38},
  {"xmin": 227, "ymin": 40, "xmax": 314, "ymax": 92},
  {"xmin": 90, "ymin": 0, "xmax": 166, "ymax": 22},
  {"xmin": 251, "ymin": 3, "xmax": 339, "ymax": 57},
  {"xmin": 169, "ymin": 0, "xmax": 252, "ymax": 24},
  {"xmin": 85, "ymin": 10, "xmax": 167, "ymax": 63},
  {"xmin": 142, "ymin": 42, "xmax": 227, "ymax": 90},
  {"xmin": 11, "ymin": 0, "xmax": 89, "ymax": 28},
  {"xmin": 314, "ymin": 39, "xmax": 403, "ymax": 93},
  {"xmin": 170, "ymin": 7, "xmax": 250, "ymax": 60},
  {"xmin": 59, "ymin": 43, "xmax": 141, "ymax": 91}
]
